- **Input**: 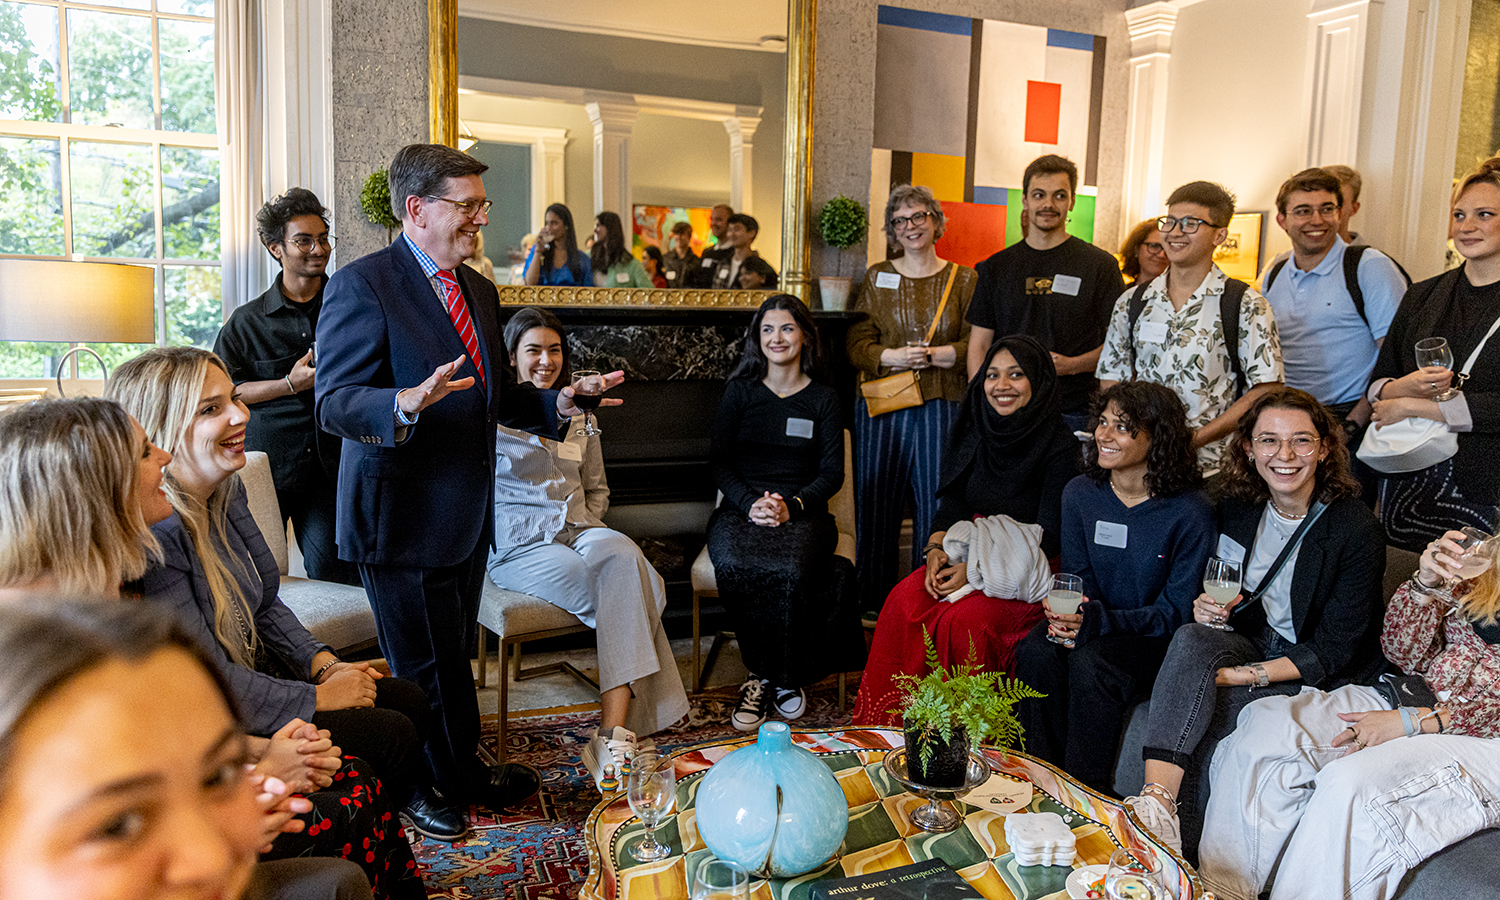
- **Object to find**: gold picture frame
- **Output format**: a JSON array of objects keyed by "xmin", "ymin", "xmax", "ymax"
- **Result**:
[{"xmin": 1213, "ymin": 212, "xmax": 1264, "ymax": 283}]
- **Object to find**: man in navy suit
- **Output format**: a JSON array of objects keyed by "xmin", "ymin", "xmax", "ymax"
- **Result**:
[{"xmin": 315, "ymin": 144, "xmax": 588, "ymax": 837}]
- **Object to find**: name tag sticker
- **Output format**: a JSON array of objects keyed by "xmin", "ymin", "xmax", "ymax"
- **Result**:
[
  {"xmin": 556, "ymin": 440, "xmax": 584, "ymax": 462},
  {"xmin": 1052, "ymin": 274, "xmax": 1082, "ymax": 296},
  {"xmin": 702, "ymin": 258, "xmax": 715, "ymax": 267},
  {"xmin": 786, "ymin": 417, "xmax": 815, "ymax": 439},
  {"xmin": 1138, "ymin": 320, "xmax": 1170, "ymax": 344},
  {"xmin": 1217, "ymin": 534, "xmax": 1247, "ymax": 565},
  {"xmin": 616, "ymin": 271, "xmax": 630, "ymax": 284},
  {"xmin": 1094, "ymin": 521, "xmax": 1128, "ymax": 548},
  {"xmin": 875, "ymin": 271, "xmax": 902, "ymax": 290},
  {"xmin": 666, "ymin": 270, "xmax": 677, "ymax": 280}
]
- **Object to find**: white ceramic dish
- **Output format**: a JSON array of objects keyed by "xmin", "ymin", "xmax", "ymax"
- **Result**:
[{"xmin": 1065, "ymin": 863, "xmax": 1110, "ymax": 899}]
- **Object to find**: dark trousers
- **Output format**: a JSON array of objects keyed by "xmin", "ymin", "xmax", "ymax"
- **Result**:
[
  {"xmin": 279, "ymin": 481, "xmax": 362, "ymax": 586},
  {"xmin": 1327, "ymin": 398, "xmax": 1378, "ymax": 508},
  {"xmin": 244, "ymin": 859, "xmax": 374, "ymax": 900},
  {"xmin": 358, "ymin": 540, "xmax": 488, "ymax": 799},
  {"xmin": 313, "ymin": 675, "xmax": 429, "ymax": 807},
  {"xmin": 1013, "ymin": 623, "xmax": 1171, "ymax": 793}
]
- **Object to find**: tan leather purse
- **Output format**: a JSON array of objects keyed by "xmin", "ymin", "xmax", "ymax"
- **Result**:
[{"xmin": 860, "ymin": 263, "xmax": 958, "ymax": 417}]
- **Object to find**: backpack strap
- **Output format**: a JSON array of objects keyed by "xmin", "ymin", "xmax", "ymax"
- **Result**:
[
  {"xmin": 1265, "ymin": 257, "xmax": 1289, "ymax": 294},
  {"xmin": 1126, "ymin": 280, "xmax": 1152, "ymax": 381},
  {"xmin": 1220, "ymin": 278, "xmax": 1250, "ymax": 398},
  {"xmin": 1342, "ymin": 245, "xmax": 1369, "ymax": 328}
]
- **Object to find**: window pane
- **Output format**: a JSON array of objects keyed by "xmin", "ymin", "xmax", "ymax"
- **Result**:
[
  {"xmin": 70, "ymin": 140, "xmax": 154, "ymax": 258},
  {"xmin": 162, "ymin": 146, "xmax": 217, "ymax": 259},
  {"xmin": 67, "ymin": 9, "xmax": 152, "ymax": 129},
  {"xmin": 0, "ymin": 135, "xmax": 63, "ymax": 254},
  {"xmin": 158, "ymin": 0, "xmax": 214, "ymax": 18},
  {"xmin": 0, "ymin": 342, "xmax": 70, "ymax": 378},
  {"xmin": 0, "ymin": 2, "xmax": 63, "ymax": 122},
  {"xmin": 165, "ymin": 264, "xmax": 220, "ymax": 347},
  {"xmin": 160, "ymin": 18, "xmax": 213, "ymax": 133},
  {"xmin": 71, "ymin": 0, "xmax": 150, "ymax": 11}
]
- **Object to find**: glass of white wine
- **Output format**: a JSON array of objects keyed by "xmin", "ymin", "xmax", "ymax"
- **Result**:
[
  {"xmin": 692, "ymin": 859, "xmax": 749, "ymax": 900},
  {"xmin": 1414, "ymin": 337, "xmax": 1458, "ymax": 401},
  {"xmin": 1047, "ymin": 573, "xmax": 1084, "ymax": 647},
  {"xmin": 1451, "ymin": 527, "xmax": 1495, "ymax": 582},
  {"xmin": 626, "ymin": 751, "xmax": 676, "ymax": 862},
  {"xmin": 1105, "ymin": 848, "xmax": 1166, "ymax": 900},
  {"xmin": 1203, "ymin": 556, "xmax": 1242, "ymax": 632}
]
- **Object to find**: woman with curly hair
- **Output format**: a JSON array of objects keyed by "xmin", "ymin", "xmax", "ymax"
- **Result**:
[
  {"xmin": 1124, "ymin": 387, "xmax": 1386, "ymax": 859},
  {"xmin": 1119, "ymin": 217, "xmax": 1168, "ymax": 285},
  {"xmin": 1013, "ymin": 381, "xmax": 1215, "ymax": 792}
]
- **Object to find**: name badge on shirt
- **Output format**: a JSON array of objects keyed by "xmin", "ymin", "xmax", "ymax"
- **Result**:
[
  {"xmin": 1051, "ymin": 274, "xmax": 1082, "ymax": 296},
  {"xmin": 786, "ymin": 417, "xmax": 814, "ymax": 439},
  {"xmin": 875, "ymin": 271, "xmax": 901, "ymax": 290},
  {"xmin": 556, "ymin": 440, "xmax": 584, "ymax": 462},
  {"xmin": 1217, "ymin": 534, "xmax": 1247, "ymax": 566},
  {"xmin": 666, "ymin": 270, "xmax": 677, "ymax": 280},
  {"xmin": 702, "ymin": 258, "xmax": 715, "ymax": 267},
  {"xmin": 1138, "ymin": 320, "xmax": 1170, "ymax": 344},
  {"xmin": 1095, "ymin": 521, "xmax": 1128, "ymax": 548},
  {"xmin": 616, "ymin": 271, "xmax": 630, "ymax": 284}
]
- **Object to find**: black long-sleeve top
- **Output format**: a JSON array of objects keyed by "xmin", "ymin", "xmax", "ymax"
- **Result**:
[
  {"xmin": 710, "ymin": 378, "xmax": 843, "ymax": 519},
  {"xmin": 930, "ymin": 426, "xmax": 1078, "ymax": 557}
]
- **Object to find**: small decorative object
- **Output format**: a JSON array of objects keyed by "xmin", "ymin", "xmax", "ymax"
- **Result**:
[
  {"xmin": 359, "ymin": 168, "xmax": 401, "ymax": 238},
  {"xmin": 817, "ymin": 194, "xmax": 868, "ymax": 310},
  {"xmin": 1004, "ymin": 811, "xmax": 1077, "ymax": 867},
  {"xmin": 694, "ymin": 721, "xmax": 849, "ymax": 878},
  {"xmin": 892, "ymin": 629, "xmax": 1044, "ymax": 786}
]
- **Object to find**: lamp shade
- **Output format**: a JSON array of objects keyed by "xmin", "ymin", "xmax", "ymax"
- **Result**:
[{"xmin": 0, "ymin": 259, "xmax": 156, "ymax": 343}]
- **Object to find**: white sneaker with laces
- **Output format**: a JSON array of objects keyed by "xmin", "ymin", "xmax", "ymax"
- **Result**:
[
  {"xmin": 732, "ymin": 677, "xmax": 769, "ymax": 731},
  {"xmin": 1124, "ymin": 793, "xmax": 1182, "ymax": 855},
  {"xmin": 772, "ymin": 686, "xmax": 806, "ymax": 720},
  {"xmin": 581, "ymin": 725, "xmax": 639, "ymax": 794}
]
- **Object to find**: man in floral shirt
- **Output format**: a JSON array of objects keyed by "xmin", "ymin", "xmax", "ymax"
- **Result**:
[{"xmin": 1096, "ymin": 181, "xmax": 1283, "ymax": 473}]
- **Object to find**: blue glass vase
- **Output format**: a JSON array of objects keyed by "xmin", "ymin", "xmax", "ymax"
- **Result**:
[{"xmin": 694, "ymin": 721, "xmax": 849, "ymax": 878}]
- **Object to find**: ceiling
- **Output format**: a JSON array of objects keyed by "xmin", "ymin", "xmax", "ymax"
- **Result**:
[{"xmin": 458, "ymin": 0, "xmax": 790, "ymax": 52}]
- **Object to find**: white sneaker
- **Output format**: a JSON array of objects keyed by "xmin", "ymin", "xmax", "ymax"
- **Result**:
[
  {"xmin": 772, "ymin": 686, "xmax": 806, "ymax": 720},
  {"xmin": 732, "ymin": 677, "xmax": 768, "ymax": 732},
  {"xmin": 1125, "ymin": 793, "xmax": 1183, "ymax": 855},
  {"xmin": 581, "ymin": 726, "xmax": 639, "ymax": 794}
]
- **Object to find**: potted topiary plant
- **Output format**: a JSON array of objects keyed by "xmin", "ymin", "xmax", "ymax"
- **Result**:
[
  {"xmin": 816, "ymin": 194, "xmax": 868, "ymax": 310},
  {"xmin": 891, "ymin": 630, "xmax": 1044, "ymax": 787},
  {"xmin": 360, "ymin": 168, "xmax": 401, "ymax": 242}
]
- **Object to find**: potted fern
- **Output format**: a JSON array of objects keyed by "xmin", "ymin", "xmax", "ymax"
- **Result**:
[
  {"xmin": 891, "ymin": 631, "xmax": 1044, "ymax": 787},
  {"xmin": 816, "ymin": 195, "xmax": 868, "ymax": 310}
]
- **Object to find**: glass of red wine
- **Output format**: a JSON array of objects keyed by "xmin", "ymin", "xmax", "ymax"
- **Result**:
[{"xmin": 572, "ymin": 369, "xmax": 604, "ymax": 436}]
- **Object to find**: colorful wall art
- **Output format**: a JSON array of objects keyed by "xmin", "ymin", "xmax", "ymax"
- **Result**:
[{"xmin": 632, "ymin": 205, "xmax": 716, "ymax": 257}]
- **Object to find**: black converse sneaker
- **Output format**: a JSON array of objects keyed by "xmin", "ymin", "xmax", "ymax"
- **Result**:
[
  {"xmin": 731, "ymin": 676, "xmax": 769, "ymax": 731},
  {"xmin": 772, "ymin": 686, "xmax": 806, "ymax": 720}
]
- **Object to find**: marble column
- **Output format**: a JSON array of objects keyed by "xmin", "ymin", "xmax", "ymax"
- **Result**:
[
  {"xmin": 724, "ymin": 113, "xmax": 761, "ymax": 214},
  {"xmin": 1122, "ymin": 2, "xmax": 1177, "ymax": 230},
  {"xmin": 586, "ymin": 98, "xmax": 639, "ymax": 218}
]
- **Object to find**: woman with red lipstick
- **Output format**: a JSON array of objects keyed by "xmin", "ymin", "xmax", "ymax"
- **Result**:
[{"xmin": 1367, "ymin": 156, "xmax": 1500, "ymax": 550}]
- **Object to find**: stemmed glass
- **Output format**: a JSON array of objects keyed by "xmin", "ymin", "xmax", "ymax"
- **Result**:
[
  {"xmin": 1202, "ymin": 556, "xmax": 1241, "ymax": 632},
  {"xmin": 1046, "ymin": 573, "xmax": 1084, "ymax": 647},
  {"xmin": 692, "ymin": 859, "xmax": 749, "ymax": 900},
  {"xmin": 906, "ymin": 324, "xmax": 931, "ymax": 370},
  {"xmin": 1415, "ymin": 337, "xmax": 1458, "ymax": 401},
  {"xmin": 625, "ymin": 750, "xmax": 676, "ymax": 862},
  {"xmin": 1105, "ymin": 848, "xmax": 1166, "ymax": 900},
  {"xmin": 1451, "ymin": 527, "xmax": 1495, "ymax": 581},
  {"xmin": 572, "ymin": 369, "xmax": 604, "ymax": 436}
]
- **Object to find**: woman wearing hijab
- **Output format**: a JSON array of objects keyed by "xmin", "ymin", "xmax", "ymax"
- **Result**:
[{"xmin": 853, "ymin": 336, "xmax": 1079, "ymax": 726}]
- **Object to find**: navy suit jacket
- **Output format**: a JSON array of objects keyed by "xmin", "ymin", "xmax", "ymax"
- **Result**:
[{"xmin": 314, "ymin": 236, "xmax": 556, "ymax": 568}]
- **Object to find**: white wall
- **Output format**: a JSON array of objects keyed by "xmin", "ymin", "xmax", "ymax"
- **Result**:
[{"xmin": 457, "ymin": 93, "xmax": 597, "ymax": 221}]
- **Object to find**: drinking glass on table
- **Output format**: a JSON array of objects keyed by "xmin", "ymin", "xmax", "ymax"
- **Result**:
[
  {"xmin": 1414, "ymin": 337, "xmax": 1458, "ymax": 401},
  {"xmin": 1046, "ymin": 573, "xmax": 1084, "ymax": 648},
  {"xmin": 1105, "ymin": 847, "xmax": 1166, "ymax": 900},
  {"xmin": 572, "ymin": 369, "xmax": 604, "ymax": 436},
  {"xmin": 906, "ymin": 324, "xmax": 931, "ymax": 370},
  {"xmin": 626, "ymin": 750, "xmax": 676, "ymax": 862},
  {"xmin": 1203, "ymin": 556, "xmax": 1242, "ymax": 632},
  {"xmin": 692, "ymin": 859, "xmax": 749, "ymax": 900}
]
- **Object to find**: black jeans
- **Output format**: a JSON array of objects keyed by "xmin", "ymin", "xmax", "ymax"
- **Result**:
[
  {"xmin": 1013, "ymin": 623, "xmax": 1171, "ymax": 794},
  {"xmin": 278, "ymin": 482, "xmax": 362, "ymax": 586},
  {"xmin": 313, "ymin": 674, "xmax": 429, "ymax": 807}
]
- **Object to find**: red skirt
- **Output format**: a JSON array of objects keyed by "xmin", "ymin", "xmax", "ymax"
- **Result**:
[{"xmin": 852, "ymin": 568, "xmax": 1047, "ymax": 727}]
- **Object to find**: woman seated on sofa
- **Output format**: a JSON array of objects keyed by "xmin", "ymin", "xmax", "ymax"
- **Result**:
[
  {"xmin": 1124, "ymin": 386, "xmax": 1386, "ymax": 859},
  {"xmin": 708, "ymin": 294, "xmax": 862, "ymax": 732},
  {"xmin": 487, "ymin": 306, "xmax": 689, "ymax": 794},
  {"xmin": 1013, "ymin": 381, "xmax": 1215, "ymax": 793},
  {"xmin": 1199, "ymin": 529, "xmax": 1500, "ymax": 900},
  {"xmin": 853, "ymin": 336, "xmax": 1078, "ymax": 726},
  {"xmin": 110, "ymin": 347, "xmax": 433, "ymax": 894}
]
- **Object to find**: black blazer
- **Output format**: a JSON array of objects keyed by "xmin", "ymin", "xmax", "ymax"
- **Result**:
[{"xmin": 1218, "ymin": 494, "xmax": 1387, "ymax": 687}]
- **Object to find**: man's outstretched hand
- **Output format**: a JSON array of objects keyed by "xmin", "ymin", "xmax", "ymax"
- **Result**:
[{"xmin": 397, "ymin": 355, "xmax": 475, "ymax": 417}]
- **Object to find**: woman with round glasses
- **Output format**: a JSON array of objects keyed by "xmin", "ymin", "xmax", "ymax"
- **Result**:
[
  {"xmin": 1119, "ymin": 218, "xmax": 1168, "ymax": 286},
  {"xmin": 523, "ymin": 202, "xmax": 592, "ymax": 287},
  {"xmin": 1123, "ymin": 386, "xmax": 1385, "ymax": 860},
  {"xmin": 846, "ymin": 184, "xmax": 977, "ymax": 614}
]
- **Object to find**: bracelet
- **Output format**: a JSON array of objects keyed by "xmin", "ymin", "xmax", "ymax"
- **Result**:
[
  {"xmin": 312, "ymin": 658, "xmax": 339, "ymax": 684},
  {"xmin": 922, "ymin": 542, "xmax": 943, "ymax": 555},
  {"xmin": 1409, "ymin": 570, "xmax": 1444, "ymax": 594},
  {"xmin": 285, "ymin": 375, "xmax": 297, "ymax": 395},
  {"xmin": 1398, "ymin": 706, "xmax": 1422, "ymax": 737},
  {"xmin": 1249, "ymin": 663, "xmax": 1269, "ymax": 688},
  {"xmin": 1417, "ymin": 706, "xmax": 1443, "ymax": 734}
]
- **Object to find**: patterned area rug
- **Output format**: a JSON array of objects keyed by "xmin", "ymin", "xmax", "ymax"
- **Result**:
[{"xmin": 409, "ymin": 675, "xmax": 859, "ymax": 899}]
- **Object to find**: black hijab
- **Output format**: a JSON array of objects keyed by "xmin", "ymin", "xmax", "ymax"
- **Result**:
[{"xmin": 938, "ymin": 334, "xmax": 1069, "ymax": 493}]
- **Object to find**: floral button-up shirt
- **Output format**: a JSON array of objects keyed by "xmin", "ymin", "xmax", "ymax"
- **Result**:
[{"xmin": 1096, "ymin": 265, "xmax": 1283, "ymax": 472}]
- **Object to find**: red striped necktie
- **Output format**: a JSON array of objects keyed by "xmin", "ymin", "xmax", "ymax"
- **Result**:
[{"xmin": 433, "ymin": 269, "xmax": 486, "ymax": 388}]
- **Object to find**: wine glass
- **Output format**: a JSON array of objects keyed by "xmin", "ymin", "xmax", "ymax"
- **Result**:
[
  {"xmin": 625, "ymin": 750, "xmax": 676, "ymax": 862},
  {"xmin": 1451, "ymin": 526, "xmax": 1495, "ymax": 582},
  {"xmin": 1105, "ymin": 847, "xmax": 1165, "ymax": 900},
  {"xmin": 692, "ymin": 858, "xmax": 749, "ymax": 900},
  {"xmin": 1202, "ymin": 556, "xmax": 1242, "ymax": 632},
  {"xmin": 1414, "ymin": 337, "xmax": 1458, "ymax": 401},
  {"xmin": 1046, "ymin": 573, "xmax": 1084, "ymax": 648},
  {"xmin": 906, "ymin": 324, "xmax": 930, "ymax": 370},
  {"xmin": 572, "ymin": 369, "xmax": 604, "ymax": 436}
]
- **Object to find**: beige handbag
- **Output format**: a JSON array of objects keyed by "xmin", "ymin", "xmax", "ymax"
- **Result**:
[{"xmin": 860, "ymin": 264, "xmax": 958, "ymax": 417}]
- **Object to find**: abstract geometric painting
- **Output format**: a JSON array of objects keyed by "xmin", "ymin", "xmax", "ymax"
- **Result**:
[{"xmin": 870, "ymin": 6, "xmax": 1106, "ymax": 269}]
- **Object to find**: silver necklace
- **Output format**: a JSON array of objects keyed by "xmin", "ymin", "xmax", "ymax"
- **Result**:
[{"xmin": 1268, "ymin": 496, "xmax": 1307, "ymax": 520}]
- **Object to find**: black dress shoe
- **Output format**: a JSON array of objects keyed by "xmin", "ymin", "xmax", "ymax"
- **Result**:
[
  {"xmin": 401, "ymin": 788, "xmax": 467, "ymax": 841},
  {"xmin": 474, "ymin": 762, "xmax": 541, "ymax": 812}
]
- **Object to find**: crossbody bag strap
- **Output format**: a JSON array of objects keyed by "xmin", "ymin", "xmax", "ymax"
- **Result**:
[
  {"xmin": 1453, "ymin": 308, "xmax": 1500, "ymax": 393},
  {"xmin": 923, "ymin": 263, "xmax": 959, "ymax": 345},
  {"xmin": 1238, "ymin": 501, "xmax": 1328, "ymax": 609}
]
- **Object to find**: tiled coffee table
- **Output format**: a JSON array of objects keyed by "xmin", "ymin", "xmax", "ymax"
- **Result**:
[{"xmin": 582, "ymin": 727, "xmax": 1203, "ymax": 899}]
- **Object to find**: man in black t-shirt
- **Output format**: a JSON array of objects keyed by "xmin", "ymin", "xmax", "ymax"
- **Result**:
[
  {"xmin": 965, "ymin": 155, "xmax": 1124, "ymax": 429},
  {"xmin": 688, "ymin": 203, "xmax": 734, "ymax": 287}
]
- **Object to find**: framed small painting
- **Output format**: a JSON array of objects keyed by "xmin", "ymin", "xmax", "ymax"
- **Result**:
[{"xmin": 1213, "ymin": 212, "xmax": 1264, "ymax": 282}]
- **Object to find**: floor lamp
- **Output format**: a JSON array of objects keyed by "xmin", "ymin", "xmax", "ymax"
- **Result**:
[{"xmin": 0, "ymin": 259, "xmax": 157, "ymax": 396}]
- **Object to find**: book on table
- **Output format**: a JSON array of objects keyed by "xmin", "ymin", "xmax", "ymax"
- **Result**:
[{"xmin": 808, "ymin": 860, "xmax": 982, "ymax": 900}]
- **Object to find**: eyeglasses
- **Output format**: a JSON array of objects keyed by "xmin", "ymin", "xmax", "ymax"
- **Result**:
[
  {"xmin": 1140, "ymin": 241, "xmax": 1165, "ymax": 253},
  {"xmin": 285, "ymin": 234, "xmax": 335, "ymax": 252},
  {"xmin": 1156, "ymin": 215, "xmax": 1223, "ymax": 234},
  {"xmin": 1252, "ymin": 435, "xmax": 1321, "ymax": 457},
  {"xmin": 427, "ymin": 196, "xmax": 493, "ymax": 218},
  {"xmin": 890, "ymin": 210, "xmax": 931, "ymax": 229},
  {"xmin": 1287, "ymin": 203, "xmax": 1339, "ymax": 220}
]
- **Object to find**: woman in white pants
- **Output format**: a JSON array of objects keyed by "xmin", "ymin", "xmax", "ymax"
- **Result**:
[
  {"xmin": 1200, "ymin": 529, "xmax": 1500, "ymax": 900},
  {"xmin": 487, "ymin": 307, "xmax": 689, "ymax": 793}
]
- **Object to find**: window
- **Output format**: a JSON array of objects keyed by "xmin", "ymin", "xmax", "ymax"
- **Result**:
[{"xmin": 0, "ymin": 0, "xmax": 217, "ymax": 378}]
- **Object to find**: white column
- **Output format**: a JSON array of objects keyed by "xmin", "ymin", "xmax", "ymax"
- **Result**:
[
  {"xmin": 585, "ymin": 98, "xmax": 639, "ymax": 218},
  {"xmin": 724, "ymin": 112, "xmax": 761, "ymax": 214},
  {"xmin": 1122, "ymin": 2, "xmax": 1177, "ymax": 232},
  {"xmin": 1301, "ymin": 0, "xmax": 1374, "ymax": 167},
  {"xmin": 466, "ymin": 122, "xmax": 568, "ymax": 236}
]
